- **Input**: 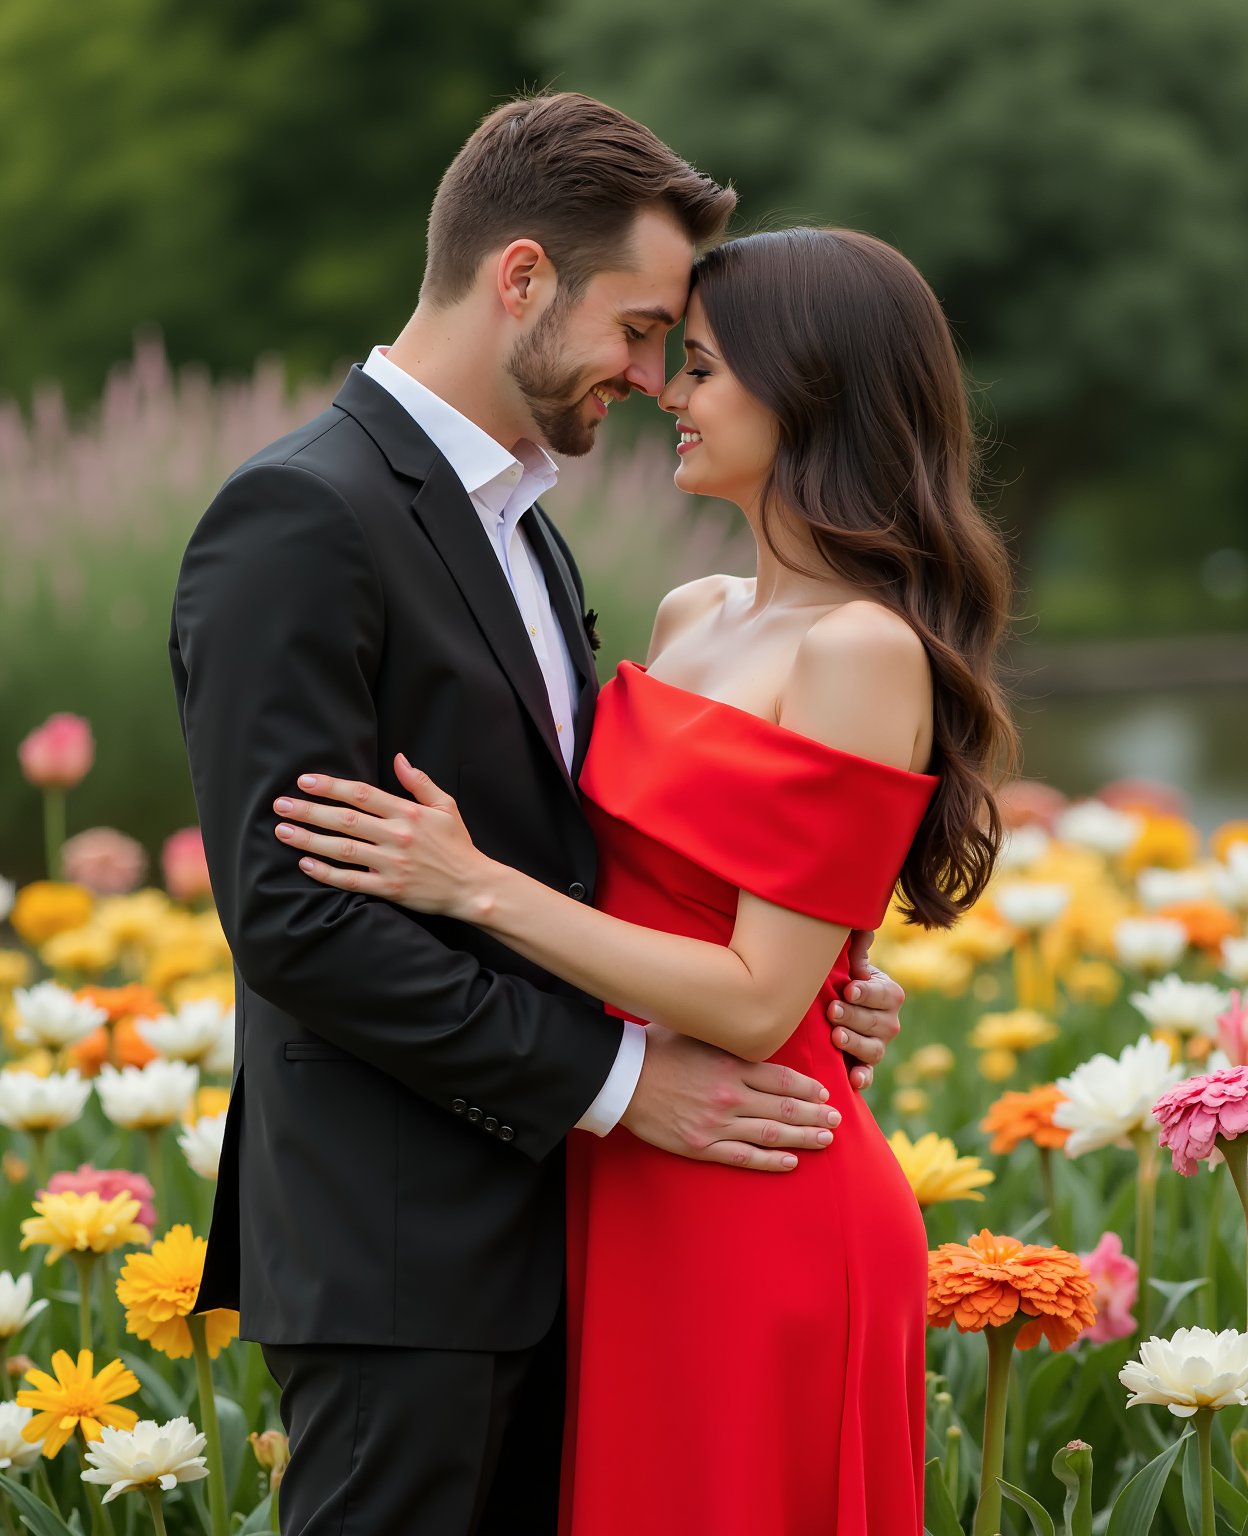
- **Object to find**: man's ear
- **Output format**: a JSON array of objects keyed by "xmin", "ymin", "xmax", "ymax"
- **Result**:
[{"xmin": 497, "ymin": 239, "xmax": 552, "ymax": 318}]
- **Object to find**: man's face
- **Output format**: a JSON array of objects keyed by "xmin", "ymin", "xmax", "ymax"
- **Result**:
[{"xmin": 506, "ymin": 208, "xmax": 694, "ymax": 456}]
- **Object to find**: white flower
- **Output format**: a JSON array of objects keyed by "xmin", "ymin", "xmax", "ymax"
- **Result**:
[
  {"xmin": 12, "ymin": 982, "xmax": 107, "ymax": 1049},
  {"xmin": 0, "ymin": 1402, "xmax": 43, "ymax": 1470},
  {"xmin": 997, "ymin": 826, "xmax": 1051, "ymax": 872},
  {"xmin": 1130, "ymin": 974, "xmax": 1232, "ymax": 1038},
  {"xmin": 1136, "ymin": 866, "xmax": 1213, "ymax": 911},
  {"xmin": 0, "ymin": 1271, "xmax": 49, "ymax": 1340},
  {"xmin": 1114, "ymin": 917, "xmax": 1188, "ymax": 973},
  {"xmin": 0, "ymin": 875, "xmax": 15, "ymax": 925},
  {"xmin": 139, "ymin": 1000, "xmax": 233, "ymax": 1072},
  {"xmin": 96, "ymin": 1060, "xmax": 198, "ymax": 1130},
  {"xmin": 1222, "ymin": 937, "xmax": 1248, "ymax": 984},
  {"xmin": 178, "ymin": 1111, "xmax": 227, "ymax": 1180},
  {"xmin": 80, "ymin": 1416, "xmax": 209, "ymax": 1504},
  {"xmin": 1213, "ymin": 845, "xmax": 1248, "ymax": 912},
  {"xmin": 0, "ymin": 1069, "xmax": 92, "ymax": 1132},
  {"xmin": 993, "ymin": 881, "xmax": 1070, "ymax": 930},
  {"xmin": 1054, "ymin": 1034, "xmax": 1183, "ymax": 1157},
  {"xmin": 1121, "ymin": 1327, "xmax": 1248, "ymax": 1417},
  {"xmin": 1054, "ymin": 800, "xmax": 1142, "ymax": 856}
]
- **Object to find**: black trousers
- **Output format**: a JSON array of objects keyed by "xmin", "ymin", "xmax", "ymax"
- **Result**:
[{"xmin": 261, "ymin": 1311, "xmax": 564, "ymax": 1536}]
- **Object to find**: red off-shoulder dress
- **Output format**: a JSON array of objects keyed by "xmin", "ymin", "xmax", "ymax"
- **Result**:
[{"xmin": 560, "ymin": 662, "xmax": 939, "ymax": 1536}]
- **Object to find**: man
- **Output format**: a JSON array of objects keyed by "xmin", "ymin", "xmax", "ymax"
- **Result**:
[{"xmin": 171, "ymin": 91, "xmax": 905, "ymax": 1535}]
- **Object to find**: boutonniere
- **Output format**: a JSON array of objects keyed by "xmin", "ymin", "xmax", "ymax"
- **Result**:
[{"xmin": 582, "ymin": 608, "xmax": 601, "ymax": 653}]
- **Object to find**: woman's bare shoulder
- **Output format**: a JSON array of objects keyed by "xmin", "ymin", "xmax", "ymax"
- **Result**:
[{"xmin": 646, "ymin": 574, "xmax": 739, "ymax": 662}]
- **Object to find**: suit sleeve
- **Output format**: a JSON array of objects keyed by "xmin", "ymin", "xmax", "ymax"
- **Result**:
[{"xmin": 169, "ymin": 462, "xmax": 623, "ymax": 1162}]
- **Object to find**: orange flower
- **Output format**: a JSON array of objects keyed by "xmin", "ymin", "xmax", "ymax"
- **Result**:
[
  {"xmin": 1212, "ymin": 821, "xmax": 1248, "ymax": 862},
  {"xmin": 75, "ymin": 985, "xmax": 164, "ymax": 1024},
  {"xmin": 1157, "ymin": 900, "xmax": 1241, "ymax": 954},
  {"xmin": 980, "ymin": 1084, "xmax": 1072, "ymax": 1155},
  {"xmin": 67, "ymin": 1017, "xmax": 160, "ymax": 1076},
  {"xmin": 928, "ymin": 1229, "xmax": 1096, "ymax": 1351}
]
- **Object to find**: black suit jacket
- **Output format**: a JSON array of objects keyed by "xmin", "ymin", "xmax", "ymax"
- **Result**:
[{"xmin": 170, "ymin": 366, "xmax": 624, "ymax": 1350}]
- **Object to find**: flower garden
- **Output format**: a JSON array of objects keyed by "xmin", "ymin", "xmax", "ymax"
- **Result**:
[{"xmin": 2, "ymin": 711, "xmax": 1247, "ymax": 1535}]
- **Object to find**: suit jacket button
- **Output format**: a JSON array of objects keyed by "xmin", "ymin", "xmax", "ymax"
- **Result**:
[
  {"xmin": 568, "ymin": 881, "xmax": 587, "ymax": 901},
  {"xmin": 498, "ymin": 1125, "xmax": 515, "ymax": 1142},
  {"xmin": 484, "ymin": 1116, "xmax": 499, "ymax": 1134},
  {"xmin": 466, "ymin": 1107, "xmax": 483, "ymax": 1124},
  {"xmin": 451, "ymin": 1099, "xmax": 467, "ymax": 1114}
]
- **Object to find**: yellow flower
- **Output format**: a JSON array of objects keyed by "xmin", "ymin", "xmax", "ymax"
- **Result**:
[
  {"xmin": 0, "ymin": 950, "xmax": 34, "ymax": 990},
  {"xmin": 979, "ymin": 1048, "xmax": 1019, "ymax": 1081},
  {"xmin": 95, "ymin": 891, "xmax": 172, "ymax": 949},
  {"xmin": 2, "ymin": 1149, "xmax": 29, "ymax": 1182},
  {"xmin": 881, "ymin": 940, "xmax": 972, "ymax": 997},
  {"xmin": 2, "ymin": 1049, "xmax": 55, "ymax": 1078},
  {"xmin": 969, "ymin": 1009, "xmax": 1060, "ymax": 1053},
  {"xmin": 17, "ymin": 1349, "xmax": 139, "ymax": 1457},
  {"xmin": 1212, "ymin": 822, "xmax": 1248, "ymax": 863},
  {"xmin": 10, "ymin": 884, "xmax": 94, "ymax": 947},
  {"xmin": 191, "ymin": 911, "xmax": 233, "ymax": 964},
  {"xmin": 972, "ymin": 973, "xmax": 1004, "ymax": 1003},
  {"xmin": 116, "ymin": 1225, "xmax": 238, "ymax": 1359},
  {"xmin": 892, "ymin": 1087, "xmax": 930, "ymax": 1117},
  {"xmin": 945, "ymin": 913, "xmax": 1014, "ymax": 965},
  {"xmin": 895, "ymin": 1044, "xmax": 956, "ymax": 1087},
  {"xmin": 170, "ymin": 971, "xmax": 235, "ymax": 1013},
  {"xmin": 186, "ymin": 1085, "xmax": 230, "ymax": 1124},
  {"xmin": 1124, "ymin": 815, "xmax": 1200, "ymax": 876},
  {"xmin": 888, "ymin": 1130, "xmax": 995, "ymax": 1207},
  {"xmin": 1064, "ymin": 960, "xmax": 1123, "ymax": 1006},
  {"xmin": 40, "ymin": 925, "xmax": 120, "ymax": 976},
  {"xmin": 20, "ymin": 1192, "xmax": 150, "ymax": 1264},
  {"xmin": 145, "ymin": 944, "xmax": 217, "ymax": 996}
]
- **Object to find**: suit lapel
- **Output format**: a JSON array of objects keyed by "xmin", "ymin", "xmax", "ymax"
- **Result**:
[{"xmin": 524, "ymin": 507, "xmax": 600, "ymax": 777}]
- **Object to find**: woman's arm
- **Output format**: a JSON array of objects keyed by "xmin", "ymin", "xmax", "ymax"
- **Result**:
[{"xmin": 276, "ymin": 602, "xmax": 932, "ymax": 1062}]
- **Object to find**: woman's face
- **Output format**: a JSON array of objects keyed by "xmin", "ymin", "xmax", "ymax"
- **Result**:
[{"xmin": 658, "ymin": 291, "xmax": 778, "ymax": 511}]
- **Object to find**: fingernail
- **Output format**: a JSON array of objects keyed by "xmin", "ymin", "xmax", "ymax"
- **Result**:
[
  {"xmin": 826, "ymin": 1110, "xmax": 841, "ymax": 1127},
  {"xmin": 831, "ymin": 1002, "xmax": 844, "ymax": 1020},
  {"xmin": 818, "ymin": 1087, "xmax": 829, "ymax": 1102},
  {"xmin": 781, "ymin": 1155, "xmax": 798, "ymax": 1170},
  {"xmin": 397, "ymin": 753, "xmax": 411, "ymax": 768},
  {"xmin": 299, "ymin": 857, "xmax": 315, "ymax": 871},
  {"xmin": 274, "ymin": 798, "xmax": 294, "ymax": 813},
  {"xmin": 276, "ymin": 824, "xmax": 294, "ymax": 838},
  {"xmin": 298, "ymin": 775, "xmax": 317, "ymax": 789},
  {"xmin": 848, "ymin": 985, "xmax": 861, "ymax": 1002},
  {"xmin": 816, "ymin": 1130, "xmax": 833, "ymax": 1146},
  {"xmin": 836, "ymin": 1030, "xmax": 848, "ymax": 1048}
]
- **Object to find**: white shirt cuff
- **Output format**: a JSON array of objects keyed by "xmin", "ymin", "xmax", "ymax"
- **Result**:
[{"xmin": 575, "ymin": 1020, "xmax": 646, "ymax": 1136}]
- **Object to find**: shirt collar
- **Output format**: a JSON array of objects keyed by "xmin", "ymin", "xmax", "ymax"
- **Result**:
[{"xmin": 361, "ymin": 346, "xmax": 558, "ymax": 514}]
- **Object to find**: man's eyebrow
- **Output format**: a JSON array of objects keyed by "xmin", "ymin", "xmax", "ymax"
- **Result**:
[
  {"xmin": 683, "ymin": 337, "xmax": 721, "ymax": 360},
  {"xmin": 619, "ymin": 305, "xmax": 677, "ymax": 326}
]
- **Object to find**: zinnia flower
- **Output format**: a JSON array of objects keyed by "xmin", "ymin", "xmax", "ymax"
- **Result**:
[
  {"xmin": 888, "ymin": 1131, "xmax": 994, "ymax": 1207},
  {"xmin": 1053, "ymin": 800, "xmax": 1141, "ymax": 856},
  {"xmin": 0, "ymin": 1069, "xmax": 92, "ymax": 1131},
  {"xmin": 1124, "ymin": 813, "xmax": 1201, "ymax": 875},
  {"xmin": 161, "ymin": 828, "xmax": 212, "ymax": 903},
  {"xmin": 96, "ymin": 1060, "xmax": 198, "ymax": 1129},
  {"xmin": 1114, "ymin": 917, "xmax": 1188, "ymax": 973},
  {"xmin": 1130, "ymin": 975, "xmax": 1231, "ymax": 1039},
  {"xmin": 997, "ymin": 825, "xmax": 1052, "ymax": 872},
  {"xmin": 40, "ymin": 925, "xmax": 121, "ymax": 975},
  {"xmin": 0, "ymin": 948, "xmax": 33, "ymax": 990},
  {"xmin": 1078, "ymin": 1232, "xmax": 1139, "ymax": 1343},
  {"xmin": 0, "ymin": 1272, "xmax": 48, "ymax": 1340},
  {"xmin": 9, "ymin": 883, "xmax": 94, "ymax": 947},
  {"xmin": 1213, "ymin": 845, "xmax": 1248, "ymax": 913},
  {"xmin": 18, "ymin": 714, "xmax": 94, "ymax": 790},
  {"xmin": 1120, "ymin": 1327, "xmax": 1248, "ymax": 1416},
  {"xmin": 46, "ymin": 1166, "xmax": 157, "ymax": 1233},
  {"xmin": 12, "ymin": 982, "xmax": 107, "ymax": 1049},
  {"xmin": 1223, "ymin": 941, "xmax": 1248, "ymax": 985},
  {"xmin": 116, "ymin": 1225, "xmax": 238, "ymax": 1359},
  {"xmin": 80, "ymin": 1416, "xmax": 209, "ymax": 1504},
  {"xmin": 1054, "ymin": 1035, "xmax": 1183, "ymax": 1157},
  {"xmin": 139, "ymin": 1000, "xmax": 233, "ymax": 1072},
  {"xmin": 969, "ymin": 1009, "xmax": 1060, "ymax": 1053},
  {"xmin": 980, "ymin": 1083, "xmax": 1071, "ymax": 1155},
  {"xmin": 877, "ymin": 939, "xmax": 971, "ymax": 996},
  {"xmin": 1212, "ymin": 824, "xmax": 1248, "ymax": 863},
  {"xmin": 0, "ymin": 1402, "xmax": 43, "ymax": 1470},
  {"xmin": 993, "ymin": 882, "xmax": 1071, "ymax": 930},
  {"xmin": 1217, "ymin": 992, "xmax": 1248, "ymax": 1066},
  {"xmin": 927, "ymin": 1229, "xmax": 1096, "ymax": 1350},
  {"xmin": 178, "ymin": 1112, "xmax": 227, "ymax": 1180},
  {"xmin": 17, "ymin": 1350, "xmax": 139, "ymax": 1456},
  {"xmin": 94, "ymin": 891, "xmax": 171, "ymax": 948},
  {"xmin": 1064, "ymin": 960, "xmax": 1122, "ymax": 1006},
  {"xmin": 21, "ymin": 1191, "xmax": 149, "ymax": 1264},
  {"xmin": 1137, "ymin": 867, "xmax": 1212, "ymax": 910},
  {"xmin": 1152, "ymin": 1065, "xmax": 1248, "ymax": 1176},
  {"xmin": 60, "ymin": 828, "xmax": 149, "ymax": 896}
]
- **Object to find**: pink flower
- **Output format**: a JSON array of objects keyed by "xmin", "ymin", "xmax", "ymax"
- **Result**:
[
  {"xmin": 1153, "ymin": 1065, "xmax": 1248, "ymax": 1176},
  {"xmin": 1077, "ymin": 1231, "xmax": 1138, "ymax": 1343},
  {"xmin": 1218, "ymin": 991, "xmax": 1248, "ymax": 1067},
  {"xmin": 44, "ymin": 1164, "xmax": 156, "ymax": 1232},
  {"xmin": 162, "ymin": 828, "xmax": 212, "ymax": 903},
  {"xmin": 18, "ymin": 714, "xmax": 94, "ymax": 789},
  {"xmin": 61, "ymin": 828, "xmax": 149, "ymax": 895}
]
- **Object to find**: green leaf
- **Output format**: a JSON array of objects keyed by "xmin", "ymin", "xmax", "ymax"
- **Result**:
[
  {"xmin": 923, "ymin": 1456, "xmax": 966, "ymax": 1536},
  {"xmin": 1105, "ymin": 1432, "xmax": 1190, "ymax": 1536},
  {"xmin": 235, "ymin": 1492, "xmax": 275, "ymax": 1534},
  {"xmin": 0, "ymin": 1472, "xmax": 79, "ymax": 1536},
  {"xmin": 1213, "ymin": 1468, "xmax": 1248, "ymax": 1527},
  {"xmin": 998, "ymin": 1476, "xmax": 1058, "ymax": 1536},
  {"xmin": 1152, "ymin": 1277, "xmax": 1209, "ymax": 1334},
  {"xmin": 120, "ymin": 1349, "xmax": 190, "ymax": 1423},
  {"xmin": 1184, "ymin": 1433, "xmax": 1204, "ymax": 1536},
  {"xmin": 214, "ymin": 1393, "xmax": 248, "ymax": 1511}
]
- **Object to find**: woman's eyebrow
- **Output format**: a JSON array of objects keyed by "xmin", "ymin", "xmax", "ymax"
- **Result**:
[{"xmin": 683, "ymin": 337, "xmax": 720, "ymax": 360}]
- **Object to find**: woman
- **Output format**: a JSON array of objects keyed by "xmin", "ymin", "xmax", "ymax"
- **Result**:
[{"xmin": 273, "ymin": 228, "xmax": 1016, "ymax": 1533}]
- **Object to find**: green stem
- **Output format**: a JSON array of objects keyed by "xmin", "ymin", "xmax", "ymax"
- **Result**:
[
  {"xmin": 188, "ymin": 1315, "xmax": 228, "ymax": 1536},
  {"xmin": 1038, "ymin": 1144, "xmax": 1072, "ymax": 1249},
  {"xmin": 944, "ymin": 1425, "xmax": 961, "ymax": 1504},
  {"xmin": 1204, "ymin": 1168, "xmax": 1224, "ymax": 1329},
  {"xmin": 973, "ymin": 1319, "xmax": 1021, "ymax": 1536},
  {"xmin": 143, "ymin": 1128, "xmax": 168, "ymax": 1233},
  {"xmin": 0, "ymin": 1339, "xmax": 10, "ymax": 1401},
  {"xmin": 1195, "ymin": 1408, "xmax": 1216, "ymax": 1536},
  {"xmin": 1133, "ymin": 1129, "xmax": 1159, "ymax": 1338},
  {"xmin": 76, "ymin": 1431, "xmax": 115, "ymax": 1536},
  {"xmin": 71, "ymin": 1254, "xmax": 97, "ymax": 1355},
  {"xmin": 34, "ymin": 1459, "xmax": 63, "ymax": 1521},
  {"xmin": 141, "ymin": 1486, "xmax": 169, "ymax": 1536},
  {"xmin": 28, "ymin": 1130, "xmax": 49, "ymax": 1194},
  {"xmin": 43, "ymin": 789, "xmax": 66, "ymax": 882},
  {"xmin": 270, "ymin": 1480, "xmax": 280, "ymax": 1534},
  {"xmin": 1217, "ymin": 1135, "xmax": 1248, "ymax": 1333},
  {"xmin": 0, "ymin": 1492, "xmax": 17, "ymax": 1536}
]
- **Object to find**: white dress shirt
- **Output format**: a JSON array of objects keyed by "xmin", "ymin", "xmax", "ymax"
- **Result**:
[{"xmin": 361, "ymin": 346, "xmax": 645, "ymax": 1135}]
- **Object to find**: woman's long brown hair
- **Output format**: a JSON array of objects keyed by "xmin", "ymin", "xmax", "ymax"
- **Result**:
[{"xmin": 692, "ymin": 227, "xmax": 1018, "ymax": 927}]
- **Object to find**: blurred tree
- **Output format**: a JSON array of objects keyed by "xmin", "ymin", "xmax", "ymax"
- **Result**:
[
  {"xmin": 0, "ymin": 0, "xmax": 542, "ymax": 406},
  {"xmin": 533, "ymin": 0, "xmax": 1248, "ymax": 556}
]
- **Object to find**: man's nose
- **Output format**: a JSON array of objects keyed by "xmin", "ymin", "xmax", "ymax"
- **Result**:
[{"xmin": 625, "ymin": 342, "xmax": 668, "ymax": 398}]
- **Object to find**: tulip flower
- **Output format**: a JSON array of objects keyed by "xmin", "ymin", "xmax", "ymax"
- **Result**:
[
  {"xmin": 18, "ymin": 713, "xmax": 95, "ymax": 878},
  {"xmin": 160, "ymin": 828, "xmax": 212, "ymax": 904},
  {"xmin": 1078, "ymin": 1232, "xmax": 1139, "ymax": 1343}
]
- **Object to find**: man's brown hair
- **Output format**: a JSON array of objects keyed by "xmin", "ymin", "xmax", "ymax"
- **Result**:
[{"xmin": 422, "ymin": 92, "xmax": 736, "ymax": 306}]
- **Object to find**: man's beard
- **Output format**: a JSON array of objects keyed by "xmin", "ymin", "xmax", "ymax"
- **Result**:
[{"xmin": 506, "ymin": 294, "xmax": 603, "ymax": 457}]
